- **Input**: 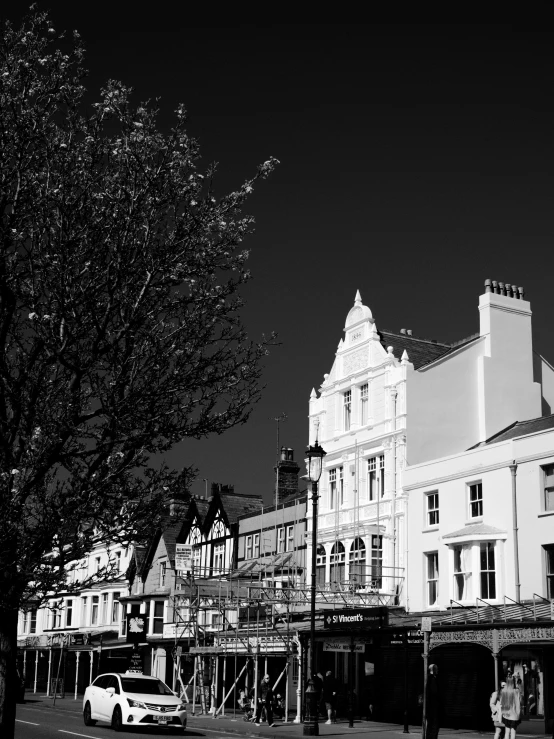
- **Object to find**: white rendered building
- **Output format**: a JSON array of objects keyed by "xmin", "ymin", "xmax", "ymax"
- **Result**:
[{"xmin": 307, "ymin": 281, "xmax": 554, "ymax": 607}]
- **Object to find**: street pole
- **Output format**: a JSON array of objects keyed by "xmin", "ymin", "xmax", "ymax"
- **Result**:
[
  {"xmin": 422, "ymin": 631, "xmax": 429, "ymax": 739},
  {"xmin": 348, "ymin": 636, "xmax": 354, "ymax": 728},
  {"xmin": 403, "ymin": 630, "xmax": 409, "ymax": 733},
  {"xmin": 303, "ymin": 479, "xmax": 320, "ymax": 736}
]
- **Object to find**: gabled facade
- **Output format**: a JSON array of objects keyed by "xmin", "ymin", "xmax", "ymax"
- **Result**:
[{"xmin": 307, "ymin": 282, "xmax": 554, "ymax": 608}]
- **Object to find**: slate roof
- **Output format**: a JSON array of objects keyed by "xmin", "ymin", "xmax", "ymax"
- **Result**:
[
  {"xmin": 469, "ymin": 413, "xmax": 554, "ymax": 448},
  {"xmin": 219, "ymin": 491, "xmax": 263, "ymax": 524},
  {"xmin": 378, "ymin": 331, "xmax": 479, "ymax": 370},
  {"xmin": 442, "ymin": 523, "xmax": 507, "ymax": 539}
]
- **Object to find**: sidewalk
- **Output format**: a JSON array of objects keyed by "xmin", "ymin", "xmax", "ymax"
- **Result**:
[{"xmin": 21, "ymin": 694, "xmax": 504, "ymax": 739}]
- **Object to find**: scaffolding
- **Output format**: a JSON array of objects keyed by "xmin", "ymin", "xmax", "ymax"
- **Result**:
[{"xmin": 166, "ymin": 560, "xmax": 404, "ymax": 719}]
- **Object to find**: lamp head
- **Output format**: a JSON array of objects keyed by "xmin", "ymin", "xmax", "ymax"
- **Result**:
[{"xmin": 305, "ymin": 441, "xmax": 326, "ymax": 483}]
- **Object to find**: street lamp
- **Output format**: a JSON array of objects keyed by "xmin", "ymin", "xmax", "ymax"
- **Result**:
[{"xmin": 303, "ymin": 439, "xmax": 326, "ymax": 737}]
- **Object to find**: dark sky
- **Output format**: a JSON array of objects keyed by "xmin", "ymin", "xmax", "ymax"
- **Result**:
[{"xmin": 6, "ymin": 8, "xmax": 554, "ymax": 502}]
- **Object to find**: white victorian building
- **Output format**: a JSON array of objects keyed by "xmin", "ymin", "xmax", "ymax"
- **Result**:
[{"xmin": 307, "ymin": 281, "xmax": 554, "ymax": 609}]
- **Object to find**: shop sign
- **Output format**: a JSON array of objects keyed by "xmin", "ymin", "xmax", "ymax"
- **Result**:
[
  {"xmin": 126, "ymin": 614, "xmax": 147, "ymax": 644},
  {"xmin": 127, "ymin": 649, "xmax": 144, "ymax": 674},
  {"xmin": 216, "ymin": 635, "xmax": 290, "ymax": 654},
  {"xmin": 163, "ymin": 622, "xmax": 194, "ymax": 640},
  {"xmin": 190, "ymin": 646, "xmax": 220, "ymax": 654},
  {"xmin": 323, "ymin": 606, "xmax": 387, "ymax": 630},
  {"xmin": 383, "ymin": 629, "xmax": 424, "ymax": 646},
  {"xmin": 323, "ymin": 638, "xmax": 365, "ymax": 653},
  {"xmin": 175, "ymin": 544, "xmax": 193, "ymax": 573},
  {"xmin": 421, "ymin": 617, "xmax": 432, "ymax": 632}
]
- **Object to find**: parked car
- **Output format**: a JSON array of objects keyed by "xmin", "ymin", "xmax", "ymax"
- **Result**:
[{"xmin": 83, "ymin": 672, "xmax": 187, "ymax": 733}]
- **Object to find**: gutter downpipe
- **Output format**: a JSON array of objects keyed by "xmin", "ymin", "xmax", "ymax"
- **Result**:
[
  {"xmin": 509, "ymin": 462, "xmax": 521, "ymax": 602},
  {"xmin": 391, "ymin": 387, "xmax": 398, "ymax": 600}
]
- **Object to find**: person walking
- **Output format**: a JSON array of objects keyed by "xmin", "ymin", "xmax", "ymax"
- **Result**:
[
  {"xmin": 490, "ymin": 681, "xmax": 506, "ymax": 739},
  {"xmin": 425, "ymin": 664, "xmax": 442, "ymax": 739},
  {"xmin": 255, "ymin": 674, "xmax": 275, "ymax": 727},
  {"xmin": 500, "ymin": 676, "xmax": 521, "ymax": 739},
  {"xmin": 323, "ymin": 669, "xmax": 339, "ymax": 724}
]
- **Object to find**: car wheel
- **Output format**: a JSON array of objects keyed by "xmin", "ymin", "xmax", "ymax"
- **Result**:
[
  {"xmin": 83, "ymin": 702, "xmax": 96, "ymax": 726},
  {"xmin": 111, "ymin": 704, "xmax": 123, "ymax": 732}
]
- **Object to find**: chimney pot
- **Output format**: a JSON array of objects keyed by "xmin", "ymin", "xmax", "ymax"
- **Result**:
[
  {"xmin": 406, "ymin": 329, "xmax": 413, "ymax": 336},
  {"xmin": 484, "ymin": 279, "xmax": 492, "ymax": 293},
  {"xmin": 518, "ymin": 286, "xmax": 525, "ymax": 300},
  {"xmin": 498, "ymin": 282, "xmax": 506, "ymax": 296},
  {"xmin": 400, "ymin": 328, "xmax": 406, "ymax": 335},
  {"xmin": 492, "ymin": 280, "xmax": 499, "ymax": 294}
]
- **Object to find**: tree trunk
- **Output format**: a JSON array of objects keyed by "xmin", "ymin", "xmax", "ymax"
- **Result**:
[{"xmin": 0, "ymin": 605, "xmax": 19, "ymax": 738}]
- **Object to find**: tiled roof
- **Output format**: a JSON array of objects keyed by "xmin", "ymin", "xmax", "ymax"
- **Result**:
[
  {"xmin": 442, "ymin": 523, "xmax": 507, "ymax": 539},
  {"xmin": 219, "ymin": 492, "xmax": 263, "ymax": 524},
  {"xmin": 469, "ymin": 413, "xmax": 554, "ymax": 448},
  {"xmin": 379, "ymin": 331, "xmax": 449, "ymax": 369}
]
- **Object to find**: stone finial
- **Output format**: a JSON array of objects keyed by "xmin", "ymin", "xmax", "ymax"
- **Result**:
[
  {"xmin": 401, "ymin": 349, "xmax": 410, "ymax": 364},
  {"xmin": 310, "ymin": 388, "xmax": 317, "ymax": 399},
  {"xmin": 354, "ymin": 290, "xmax": 362, "ymax": 305},
  {"xmin": 387, "ymin": 346, "xmax": 394, "ymax": 355}
]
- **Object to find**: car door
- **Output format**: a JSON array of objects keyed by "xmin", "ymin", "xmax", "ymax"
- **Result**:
[
  {"xmin": 88, "ymin": 675, "xmax": 109, "ymax": 719},
  {"xmin": 102, "ymin": 675, "xmax": 120, "ymax": 720},
  {"xmin": 95, "ymin": 674, "xmax": 115, "ymax": 720}
]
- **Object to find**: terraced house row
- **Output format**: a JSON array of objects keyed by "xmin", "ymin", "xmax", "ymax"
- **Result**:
[{"xmin": 18, "ymin": 280, "xmax": 554, "ymax": 733}]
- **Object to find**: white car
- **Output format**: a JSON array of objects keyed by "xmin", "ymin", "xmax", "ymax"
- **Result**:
[{"xmin": 83, "ymin": 672, "xmax": 187, "ymax": 733}]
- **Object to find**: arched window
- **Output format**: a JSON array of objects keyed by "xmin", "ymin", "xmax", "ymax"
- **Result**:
[
  {"xmin": 349, "ymin": 538, "xmax": 366, "ymax": 585},
  {"xmin": 212, "ymin": 517, "xmax": 225, "ymax": 539},
  {"xmin": 316, "ymin": 545, "xmax": 326, "ymax": 587},
  {"xmin": 330, "ymin": 541, "xmax": 345, "ymax": 587},
  {"xmin": 190, "ymin": 526, "xmax": 202, "ymax": 573}
]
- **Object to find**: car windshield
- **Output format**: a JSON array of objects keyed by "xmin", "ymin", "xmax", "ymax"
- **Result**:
[{"xmin": 120, "ymin": 677, "xmax": 174, "ymax": 695}]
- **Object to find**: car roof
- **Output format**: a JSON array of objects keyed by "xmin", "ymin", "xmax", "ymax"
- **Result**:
[{"xmin": 98, "ymin": 672, "xmax": 160, "ymax": 680}]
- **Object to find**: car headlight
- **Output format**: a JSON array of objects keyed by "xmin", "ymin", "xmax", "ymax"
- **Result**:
[
  {"xmin": 127, "ymin": 698, "xmax": 147, "ymax": 709},
  {"xmin": 177, "ymin": 703, "xmax": 187, "ymax": 712}
]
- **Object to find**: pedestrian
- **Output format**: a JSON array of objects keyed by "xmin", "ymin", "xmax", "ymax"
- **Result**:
[
  {"xmin": 490, "ymin": 681, "xmax": 506, "ymax": 739},
  {"xmin": 425, "ymin": 664, "xmax": 441, "ymax": 739},
  {"xmin": 255, "ymin": 674, "xmax": 275, "ymax": 727},
  {"xmin": 323, "ymin": 669, "xmax": 339, "ymax": 724},
  {"xmin": 500, "ymin": 676, "xmax": 521, "ymax": 739}
]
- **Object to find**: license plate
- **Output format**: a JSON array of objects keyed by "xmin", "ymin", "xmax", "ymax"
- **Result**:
[{"xmin": 155, "ymin": 717, "xmax": 168, "ymax": 724}]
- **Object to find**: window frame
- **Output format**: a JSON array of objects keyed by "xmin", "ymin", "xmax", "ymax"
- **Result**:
[
  {"xmin": 277, "ymin": 527, "xmax": 285, "ymax": 554},
  {"xmin": 91, "ymin": 595, "xmax": 99, "ymax": 626},
  {"xmin": 159, "ymin": 560, "xmax": 167, "ymax": 588},
  {"xmin": 213, "ymin": 543, "xmax": 225, "ymax": 573},
  {"xmin": 426, "ymin": 491, "xmax": 439, "ymax": 527},
  {"xmin": 426, "ymin": 551, "xmax": 439, "ymax": 607},
  {"xmin": 245, "ymin": 535, "xmax": 253, "ymax": 560},
  {"xmin": 360, "ymin": 383, "xmax": 369, "ymax": 426},
  {"xmin": 543, "ymin": 464, "xmax": 554, "ymax": 512},
  {"xmin": 286, "ymin": 525, "xmax": 294, "ymax": 552},
  {"xmin": 151, "ymin": 600, "xmax": 164, "ymax": 635},
  {"xmin": 253, "ymin": 533, "xmax": 260, "ymax": 558},
  {"xmin": 480, "ymin": 542, "xmax": 496, "ymax": 599},
  {"xmin": 112, "ymin": 592, "xmax": 120, "ymax": 624},
  {"xmin": 544, "ymin": 544, "xmax": 554, "ymax": 598},
  {"xmin": 453, "ymin": 544, "xmax": 472, "ymax": 601},
  {"xmin": 343, "ymin": 389, "xmax": 352, "ymax": 431},
  {"xmin": 368, "ymin": 455, "xmax": 385, "ymax": 501},
  {"xmin": 468, "ymin": 481, "xmax": 483, "ymax": 519},
  {"xmin": 66, "ymin": 599, "xmax": 73, "ymax": 627}
]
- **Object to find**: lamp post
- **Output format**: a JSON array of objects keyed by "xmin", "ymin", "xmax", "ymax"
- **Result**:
[{"xmin": 303, "ymin": 440, "xmax": 326, "ymax": 737}]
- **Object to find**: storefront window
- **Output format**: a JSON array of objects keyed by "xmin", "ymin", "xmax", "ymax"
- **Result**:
[{"xmin": 501, "ymin": 649, "xmax": 544, "ymax": 718}]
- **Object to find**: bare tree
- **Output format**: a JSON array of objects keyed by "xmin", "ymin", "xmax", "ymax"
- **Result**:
[{"xmin": 0, "ymin": 8, "xmax": 277, "ymax": 734}]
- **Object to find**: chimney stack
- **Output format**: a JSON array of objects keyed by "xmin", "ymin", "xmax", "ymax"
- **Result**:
[{"xmin": 274, "ymin": 447, "xmax": 300, "ymax": 506}]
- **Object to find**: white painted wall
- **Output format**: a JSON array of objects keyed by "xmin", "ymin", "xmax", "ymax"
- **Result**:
[{"xmin": 404, "ymin": 427, "xmax": 554, "ymax": 612}]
